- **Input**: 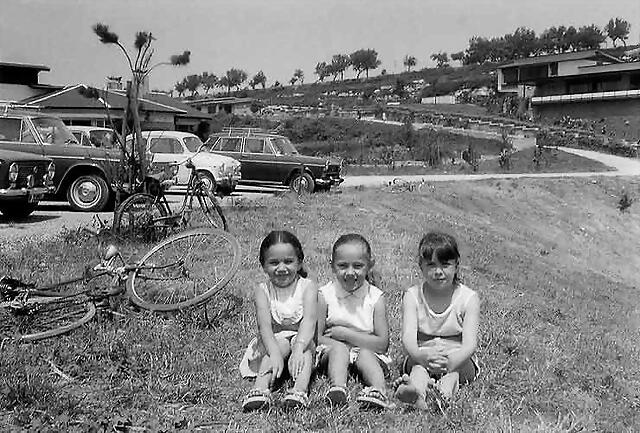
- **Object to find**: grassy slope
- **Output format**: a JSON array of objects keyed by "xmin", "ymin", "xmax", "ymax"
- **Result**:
[{"xmin": 1, "ymin": 176, "xmax": 639, "ymax": 431}]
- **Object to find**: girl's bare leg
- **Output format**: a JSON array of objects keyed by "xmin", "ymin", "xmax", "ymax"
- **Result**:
[
  {"xmin": 253, "ymin": 338, "xmax": 291, "ymax": 391},
  {"xmin": 326, "ymin": 340, "xmax": 350, "ymax": 387},
  {"xmin": 355, "ymin": 349, "xmax": 386, "ymax": 390},
  {"xmin": 292, "ymin": 349, "xmax": 313, "ymax": 393}
]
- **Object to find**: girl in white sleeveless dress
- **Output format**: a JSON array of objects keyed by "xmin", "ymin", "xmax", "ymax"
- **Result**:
[
  {"xmin": 317, "ymin": 234, "xmax": 392, "ymax": 409},
  {"xmin": 240, "ymin": 231, "xmax": 317, "ymax": 411}
]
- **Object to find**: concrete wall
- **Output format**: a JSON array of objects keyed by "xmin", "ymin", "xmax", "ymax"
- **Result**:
[
  {"xmin": 534, "ymin": 99, "xmax": 640, "ymax": 141},
  {"xmin": 557, "ymin": 59, "xmax": 596, "ymax": 76}
]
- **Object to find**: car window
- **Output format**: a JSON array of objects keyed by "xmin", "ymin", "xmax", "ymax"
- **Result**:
[
  {"xmin": 72, "ymin": 132, "xmax": 85, "ymax": 145},
  {"xmin": 0, "ymin": 118, "xmax": 22, "ymax": 141},
  {"xmin": 215, "ymin": 137, "xmax": 242, "ymax": 152},
  {"xmin": 31, "ymin": 117, "xmax": 77, "ymax": 145},
  {"xmin": 149, "ymin": 137, "xmax": 182, "ymax": 154},
  {"xmin": 270, "ymin": 137, "xmax": 299, "ymax": 155},
  {"xmin": 184, "ymin": 136, "xmax": 204, "ymax": 152},
  {"xmin": 20, "ymin": 121, "xmax": 36, "ymax": 143},
  {"xmin": 245, "ymin": 138, "xmax": 267, "ymax": 154},
  {"xmin": 89, "ymin": 130, "xmax": 118, "ymax": 149}
]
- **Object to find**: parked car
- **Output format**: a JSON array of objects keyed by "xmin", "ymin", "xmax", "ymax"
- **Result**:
[
  {"xmin": 204, "ymin": 128, "xmax": 343, "ymax": 193},
  {"xmin": 0, "ymin": 149, "xmax": 55, "ymax": 218},
  {"xmin": 125, "ymin": 131, "xmax": 241, "ymax": 196},
  {"xmin": 67, "ymin": 126, "xmax": 121, "ymax": 150},
  {"xmin": 0, "ymin": 109, "xmax": 121, "ymax": 212}
]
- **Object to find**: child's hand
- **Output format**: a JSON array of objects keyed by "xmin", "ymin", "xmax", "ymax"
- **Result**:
[
  {"xmin": 418, "ymin": 346, "xmax": 448, "ymax": 373},
  {"xmin": 288, "ymin": 350, "xmax": 305, "ymax": 380},
  {"xmin": 269, "ymin": 353, "xmax": 285, "ymax": 384},
  {"xmin": 324, "ymin": 326, "xmax": 351, "ymax": 342}
]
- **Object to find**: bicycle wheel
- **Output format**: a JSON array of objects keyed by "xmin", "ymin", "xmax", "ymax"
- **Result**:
[
  {"xmin": 1, "ymin": 297, "xmax": 96, "ymax": 342},
  {"xmin": 192, "ymin": 186, "xmax": 228, "ymax": 231},
  {"xmin": 113, "ymin": 193, "xmax": 168, "ymax": 241},
  {"xmin": 127, "ymin": 228, "xmax": 241, "ymax": 312}
]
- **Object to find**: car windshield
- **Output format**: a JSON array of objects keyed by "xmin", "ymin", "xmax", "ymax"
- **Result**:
[
  {"xmin": 184, "ymin": 136, "xmax": 204, "ymax": 152},
  {"xmin": 270, "ymin": 137, "xmax": 299, "ymax": 155},
  {"xmin": 32, "ymin": 117, "xmax": 77, "ymax": 145},
  {"xmin": 89, "ymin": 130, "xmax": 119, "ymax": 149}
]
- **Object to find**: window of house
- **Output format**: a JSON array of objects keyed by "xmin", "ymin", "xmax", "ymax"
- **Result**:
[{"xmin": 549, "ymin": 62, "xmax": 558, "ymax": 77}]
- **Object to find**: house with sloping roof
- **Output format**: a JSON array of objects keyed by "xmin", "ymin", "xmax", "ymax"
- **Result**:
[
  {"xmin": 496, "ymin": 47, "xmax": 640, "ymax": 141},
  {"xmin": 185, "ymin": 96, "xmax": 254, "ymax": 116},
  {"xmin": 18, "ymin": 85, "xmax": 212, "ymax": 134}
]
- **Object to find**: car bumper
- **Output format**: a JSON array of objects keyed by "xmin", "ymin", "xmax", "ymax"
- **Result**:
[
  {"xmin": 315, "ymin": 176, "xmax": 344, "ymax": 187},
  {"xmin": 0, "ymin": 185, "xmax": 52, "ymax": 200}
]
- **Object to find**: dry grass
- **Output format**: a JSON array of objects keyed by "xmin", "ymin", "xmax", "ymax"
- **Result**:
[{"xmin": 1, "ymin": 176, "xmax": 639, "ymax": 431}]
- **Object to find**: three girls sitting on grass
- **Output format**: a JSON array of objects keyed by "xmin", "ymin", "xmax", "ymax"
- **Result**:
[{"xmin": 239, "ymin": 230, "xmax": 479, "ymax": 411}]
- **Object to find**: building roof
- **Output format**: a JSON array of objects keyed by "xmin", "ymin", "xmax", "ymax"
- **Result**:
[
  {"xmin": 184, "ymin": 96, "xmax": 254, "ymax": 106},
  {"xmin": 19, "ymin": 84, "xmax": 183, "ymax": 113},
  {"xmin": 498, "ymin": 49, "xmax": 622, "ymax": 69},
  {"xmin": 0, "ymin": 61, "xmax": 50, "ymax": 71},
  {"xmin": 144, "ymin": 92, "xmax": 212, "ymax": 119}
]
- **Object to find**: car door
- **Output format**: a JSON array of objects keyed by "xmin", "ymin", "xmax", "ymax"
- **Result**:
[
  {"xmin": 241, "ymin": 137, "xmax": 280, "ymax": 184},
  {"xmin": 148, "ymin": 137, "xmax": 189, "ymax": 185}
]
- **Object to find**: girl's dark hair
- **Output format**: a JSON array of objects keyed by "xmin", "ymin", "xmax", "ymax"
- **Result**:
[
  {"xmin": 259, "ymin": 230, "xmax": 307, "ymax": 277},
  {"xmin": 418, "ymin": 231, "xmax": 461, "ymax": 282},
  {"xmin": 331, "ymin": 233, "xmax": 380, "ymax": 287}
]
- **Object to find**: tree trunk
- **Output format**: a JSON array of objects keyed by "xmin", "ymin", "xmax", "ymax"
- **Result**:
[{"xmin": 131, "ymin": 77, "xmax": 147, "ymax": 182}]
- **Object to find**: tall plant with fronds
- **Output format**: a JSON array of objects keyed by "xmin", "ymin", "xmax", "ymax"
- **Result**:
[{"xmin": 92, "ymin": 23, "xmax": 189, "ymax": 188}]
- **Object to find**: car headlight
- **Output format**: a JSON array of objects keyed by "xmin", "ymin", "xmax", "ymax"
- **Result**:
[
  {"xmin": 9, "ymin": 163, "xmax": 18, "ymax": 183},
  {"xmin": 47, "ymin": 162, "xmax": 55, "ymax": 181}
]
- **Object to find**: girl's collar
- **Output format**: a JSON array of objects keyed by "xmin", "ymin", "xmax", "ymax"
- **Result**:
[{"xmin": 334, "ymin": 279, "xmax": 370, "ymax": 299}]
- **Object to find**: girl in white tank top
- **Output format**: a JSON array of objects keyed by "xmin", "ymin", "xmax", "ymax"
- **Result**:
[{"xmin": 395, "ymin": 232, "xmax": 480, "ymax": 410}]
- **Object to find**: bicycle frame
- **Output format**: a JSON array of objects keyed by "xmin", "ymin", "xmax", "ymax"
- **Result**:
[{"xmin": 145, "ymin": 160, "xmax": 210, "ymax": 229}]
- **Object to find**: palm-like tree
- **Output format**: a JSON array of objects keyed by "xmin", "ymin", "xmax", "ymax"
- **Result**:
[{"xmin": 403, "ymin": 55, "xmax": 417, "ymax": 72}]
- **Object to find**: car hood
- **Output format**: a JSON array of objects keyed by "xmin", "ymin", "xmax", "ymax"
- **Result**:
[
  {"xmin": 193, "ymin": 153, "xmax": 240, "ymax": 167},
  {"xmin": 0, "ymin": 149, "xmax": 52, "ymax": 163}
]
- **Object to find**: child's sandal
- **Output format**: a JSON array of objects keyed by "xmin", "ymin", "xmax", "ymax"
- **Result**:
[
  {"xmin": 283, "ymin": 389, "xmax": 309, "ymax": 409},
  {"xmin": 242, "ymin": 388, "xmax": 271, "ymax": 412},
  {"xmin": 356, "ymin": 386, "xmax": 393, "ymax": 409},
  {"xmin": 325, "ymin": 385, "xmax": 348, "ymax": 407}
]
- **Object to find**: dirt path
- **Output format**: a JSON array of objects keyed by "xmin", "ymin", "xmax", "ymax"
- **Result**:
[{"xmin": 341, "ymin": 146, "xmax": 640, "ymax": 188}]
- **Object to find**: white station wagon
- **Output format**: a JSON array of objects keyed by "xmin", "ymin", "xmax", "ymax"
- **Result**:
[{"xmin": 126, "ymin": 131, "xmax": 241, "ymax": 196}]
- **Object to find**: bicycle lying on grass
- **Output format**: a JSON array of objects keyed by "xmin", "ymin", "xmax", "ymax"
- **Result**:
[
  {"xmin": 0, "ymin": 227, "xmax": 241, "ymax": 342},
  {"xmin": 113, "ymin": 158, "xmax": 227, "ymax": 241}
]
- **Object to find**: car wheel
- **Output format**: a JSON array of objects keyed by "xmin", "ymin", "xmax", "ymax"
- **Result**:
[
  {"xmin": 67, "ymin": 174, "xmax": 110, "ymax": 212},
  {"xmin": 0, "ymin": 202, "xmax": 38, "ymax": 218},
  {"xmin": 197, "ymin": 171, "xmax": 217, "ymax": 195},
  {"xmin": 289, "ymin": 172, "xmax": 315, "ymax": 195}
]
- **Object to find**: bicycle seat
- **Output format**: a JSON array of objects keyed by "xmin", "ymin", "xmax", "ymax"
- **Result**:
[{"xmin": 185, "ymin": 159, "xmax": 195, "ymax": 169}]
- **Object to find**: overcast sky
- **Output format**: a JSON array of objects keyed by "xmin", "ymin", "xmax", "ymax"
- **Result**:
[{"xmin": 2, "ymin": 0, "xmax": 639, "ymax": 91}]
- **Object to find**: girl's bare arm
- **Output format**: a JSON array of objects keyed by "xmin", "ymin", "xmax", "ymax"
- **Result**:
[
  {"xmin": 292, "ymin": 281, "xmax": 318, "ymax": 353},
  {"xmin": 401, "ymin": 290, "xmax": 421, "ymax": 359},
  {"xmin": 253, "ymin": 285, "xmax": 280, "ymax": 357},
  {"xmin": 325, "ymin": 296, "xmax": 389, "ymax": 353},
  {"xmin": 446, "ymin": 293, "xmax": 480, "ymax": 371},
  {"xmin": 316, "ymin": 291, "xmax": 331, "ymax": 347}
]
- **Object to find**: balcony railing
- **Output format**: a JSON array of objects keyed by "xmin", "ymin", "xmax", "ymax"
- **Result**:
[{"xmin": 531, "ymin": 89, "xmax": 640, "ymax": 104}]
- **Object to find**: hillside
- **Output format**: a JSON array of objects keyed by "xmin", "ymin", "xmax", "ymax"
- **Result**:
[{"xmin": 1, "ymin": 176, "xmax": 639, "ymax": 431}]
